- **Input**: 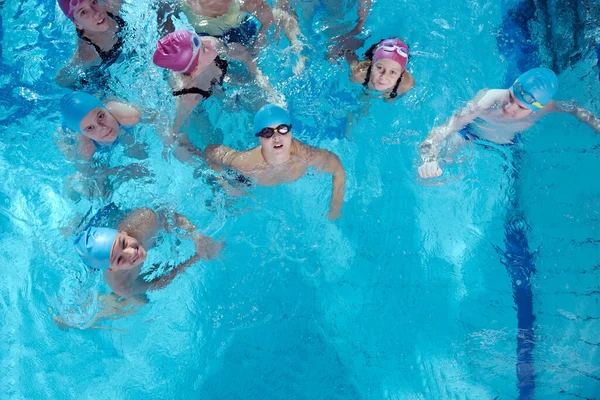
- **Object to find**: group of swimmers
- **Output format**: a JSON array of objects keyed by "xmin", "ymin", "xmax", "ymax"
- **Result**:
[{"xmin": 52, "ymin": 0, "xmax": 600, "ymax": 318}]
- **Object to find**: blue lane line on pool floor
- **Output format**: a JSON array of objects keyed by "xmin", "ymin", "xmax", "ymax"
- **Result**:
[
  {"xmin": 503, "ymin": 207, "xmax": 536, "ymax": 400},
  {"xmin": 498, "ymin": 1, "xmax": 539, "ymax": 398}
]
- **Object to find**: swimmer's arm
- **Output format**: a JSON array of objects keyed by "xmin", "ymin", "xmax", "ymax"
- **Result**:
[
  {"xmin": 55, "ymin": 45, "xmax": 99, "ymax": 87},
  {"xmin": 55, "ymin": 129, "xmax": 96, "ymax": 160},
  {"xmin": 203, "ymin": 144, "xmax": 245, "ymax": 171},
  {"xmin": 224, "ymin": 43, "xmax": 276, "ymax": 95},
  {"xmin": 352, "ymin": 0, "xmax": 371, "ymax": 35},
  {"xmin": 173, "ymin": 95, "xmax": 202, "ymax": 133},
  {"xmin": 274, "ymin": 9, "xmax": 303, "ymax": 48},
  {"xmin": 165, "ymin": 212, "xmax": 224, "ymax": 261},
  {"xmin": 128, "ymin": 256, "xmax": 201, "ymax": 295},
  {"xmin": 327, "ymin": 0, "xmax": 371, "ymax": 62},
  {"xmin": 419, "ymin": 90, "xmax": 486, "ymax": 161},
  {"xmin": 349, "ymin": 61, "xmax": 368, "ymax": 82},
  {"xmin": 106, "ymin": 0, "xmax": 122, "ymax": 13},
  {"xmin": 77, "ymin": 136, "xmax": 97, "ymax": 159},
  {"xmin": 140, "ymin": 228, "xmax": 224, "ymax": 293},
  {"xmin": 242, "ymin": 0, "xmax": 274, "ymax": 48},
  {"xmin": 105, "ymin": 101, "xmax": 141, "ymax": 127},
  {"xmin": 298, "ymin": 141, "xmax": 346, "ymax": 220},
  {"xmin": 156, "ymin": 0, "xmax": 179, "ymax": 35},
  {"xmin": 551, "ymin": 101, "xmax": 600, "ymax": 134}
]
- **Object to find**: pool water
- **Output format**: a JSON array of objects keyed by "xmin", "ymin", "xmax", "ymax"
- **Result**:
[{"xmin": 1, "ymin": 0, "xmax": 599, "ymax": 399}]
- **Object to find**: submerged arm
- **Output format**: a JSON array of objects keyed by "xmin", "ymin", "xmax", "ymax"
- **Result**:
[
  {"xmin": 156, "ymin": 0, "xmax": 179, "ymax": 35},
  {"xmin": 553, "ymin": 101, "xmax": 600, "ymax": 134},
  {"xmin": 353, "ymin": 0, "xmax": 371, "ymax": 35},
  {"xmin": 224, "ymin": 43, "xmax": 277, "ymax": 96},
  {"xmin": 327, "ymin": 0, "xmax": 372, "ymax": 62},
  {"xmin": 298, "ymin": 141, "xmax": 346, "ymax": 220},
  {"xmin": 173, "ymin": 94, "xmax": 202, "ymax": 133},
  {"xmin": 55, "ymin": 44, "xmax": 99, "ymax": 88},
  {"xmin": 242, "ymin": 0, "xmax": 274, "ymax": 49},
  {"xmin": 131, "ymin": 212, "xmax": 224, "ymax": 295},
  {"xmin": 419, "ymin": 92, "xmax": 485, "ymax": 162},
  {"xmin": 203, "ymin": 144, "xmax": 243, "ymax": 171},
  {"xmin": 105, "ymin": 101, "xmax": 141, "ymax": 127}
]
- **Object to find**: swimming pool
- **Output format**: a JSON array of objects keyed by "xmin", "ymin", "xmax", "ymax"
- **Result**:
[{"xmin": 1, "ymin": 0, "xmax": 599, "ymax": 398}]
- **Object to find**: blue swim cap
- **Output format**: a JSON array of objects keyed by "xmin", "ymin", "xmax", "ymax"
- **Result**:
[
  {"xmin": 253, "ymin": 104, "xmax": 291, "ymax": 134},
  {"xmin": 74, "ymin": 227, "xmax": 118, "ymax": 271},
  {"xmin": 512, "ymin": 67, "xmax": 559, "ymax": 111},
  {"xmin": 60, "ymin": 92, "xmax": 105, "ymax": 133}
]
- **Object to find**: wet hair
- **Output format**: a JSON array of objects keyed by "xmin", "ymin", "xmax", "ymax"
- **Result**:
[{"xmin": 362, "ymin": 40, "xmax": 408, "ymax": 99}]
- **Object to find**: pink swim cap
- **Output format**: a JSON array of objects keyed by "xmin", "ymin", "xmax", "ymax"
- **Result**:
[
  {"xmin": 153, "ymin": 29, "xmax": 217, "ymax": 74},
  {"xmin": 372, "ymin": 39, "xmax": 409, "ymax": 71},
  {"xmin": 58, "ymin": 0, "xmax": 83, "ymax": 19}
]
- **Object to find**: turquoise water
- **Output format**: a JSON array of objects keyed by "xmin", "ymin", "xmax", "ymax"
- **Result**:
[{"xmin": 1, "ymin": 0, "xmax": 599, "ymax": 398}]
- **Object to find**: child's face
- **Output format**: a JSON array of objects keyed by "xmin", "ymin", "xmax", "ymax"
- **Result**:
[
  {"xmin": 79, "ymin": 107, "xmax": 120, "ymax": 143},
  {"xmin": 370, "ymin": 59, "xmax": 403, "ymax": 92},
  {"xmin": 502, "ymin": 89, "xmax": 534, "ymax": 119},
  {"xmin": 259, "ymin": 126, "xmax": 293, "ymax": 161},
  {"xmin": 72, "ymin": 0, "xmax": 110, "ymax": 33},
  {"xmin": 109, "ymin": 232, "xmax": 147, "ymax": 271}
]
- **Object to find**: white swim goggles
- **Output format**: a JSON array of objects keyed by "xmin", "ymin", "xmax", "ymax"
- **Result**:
[
  {"xmin": 376, "ymin": 43, "xmax": 409, "ymax": 58},
  {"xmin": 177, "ymin": 33, "xmax": 202, "ymax": 74}
]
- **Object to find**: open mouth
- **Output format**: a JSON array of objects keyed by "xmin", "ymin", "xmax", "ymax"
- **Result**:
[
  {"xmin": 97, "ymin": 18, "xmax": 105, "ymax": 25},
  {"xmin": 273, "ymin": 144, "xmax": 284, "ymax": 149}
]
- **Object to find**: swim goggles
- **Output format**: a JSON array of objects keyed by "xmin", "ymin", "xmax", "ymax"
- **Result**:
[
  {"xmin": 255, "ymin": 124, "xmax": 292, "ymax": 138},
  {"xmin": 512, "ymin": 80, "xmax": 543, "ymax": 109},
  {"xmin": 68, "ymin": 0, "xmax": 84, "ymax": 17},
  {"xmin": 177, "ymin": 33, "xmax": 202, "ymax": 74},
  {"xmin": 376, "ymin": 43, "xmax": 409, "ymax": 58}
]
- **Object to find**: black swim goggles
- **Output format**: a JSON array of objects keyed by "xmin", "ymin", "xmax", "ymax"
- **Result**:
[{"xmin": 255, "ymin": 124, "xmax": 292, "ymax": 138}]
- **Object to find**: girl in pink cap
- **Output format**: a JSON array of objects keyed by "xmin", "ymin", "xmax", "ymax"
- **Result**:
[
  {"xmin": 157, "ymin": 0, "xmax": 307, "ymax": 74},
  {"xmin": 55, "ymin": 0, "xmax": 127, "ymax": 88},
  {"xmin": 348, "ymin": 38, "xmax": 415, "ymax": 101},
  {"xmin": 152, "ymin": 29, "xmax": 280, "ymax": 160}
]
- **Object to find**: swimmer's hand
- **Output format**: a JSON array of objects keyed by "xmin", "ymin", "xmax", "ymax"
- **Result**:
[
  {"xmin": 115, "ymin": 163, "xmax": 152, "ymax": 182},
  {"xmin": 266, "ymin": 88, "xmax": 287, "ymax": 108},
  {"xmin": 327, "ymin": 209, "xmax": 342, "ymax": 221},
  {"xmin": 193, "ymin": 232, "xmax": 224, "ymax": 261},
  {"xmin": 327, "ymin": 34, "xmax": 366, "ymax": 63},
  {"xmin": 418, "ymin": 161, "xmax": 443, "ymax": 179},
  {"xmin": 293, "ymin": 54, "xmax": 307, "ymax": 75}
]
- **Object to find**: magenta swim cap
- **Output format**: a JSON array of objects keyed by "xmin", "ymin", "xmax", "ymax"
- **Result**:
[
  {"xmin": 58, "ymin": 0, "xmax": 82, "ymax": 19},
  {"xmin": 153, "ymin": 29, "xmax": 218, "ymax": 74},
  {"xmin": 372, "ymin": 39, "xmax": 409, "ymax": 71}
]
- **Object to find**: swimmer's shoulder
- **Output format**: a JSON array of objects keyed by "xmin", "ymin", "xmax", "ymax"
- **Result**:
[
  {"xmin": 76, "ymin": 41, "xmax": 100, "ymax": 65},
  {"xmin": 205, "ymin": 144, "xmax": 257, "ymax": 170},
  {"xmin": 475, "ymin": 89, "xmax": 506, "ymax": 109},
  {"xmin": 77, "ymin": 135, "xmax": 96, "ymax": 159},
  {"xmin": 291, "ymin": 139, "xmax": 318, "ymax": 160},
  {"xmin": 235, "ymin": 146, "xmax": 263, "ymax": 168},
  {"xmin": 105, "ymin": 100, "xmax": 141, "ymax": 127},
  {"xmin": 395, "ymin": 70, "xmax": 415, "ymax": 96},
  {"xmin": 105, "ymin": 0, "xmax": 123, "ymax": 14},
  {"xmin": 350, "ymin": 60, "xmax": 370, "ymax": 84},
  {"xmin": 118, "ymin": 207, "xmax": 159, "ymax": 242}
]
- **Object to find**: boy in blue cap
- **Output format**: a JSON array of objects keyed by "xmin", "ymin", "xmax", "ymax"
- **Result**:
[
  {"xmin": 74, "ymin": 206, "xmax": 223, "ymax": 298},
  {"xmin": 204, "ymin": 104, "xmax": 346, "ymax": 220},
  {"xmin": 418, "ymin": 67, "xmax": 600, "ymax": 179}
]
